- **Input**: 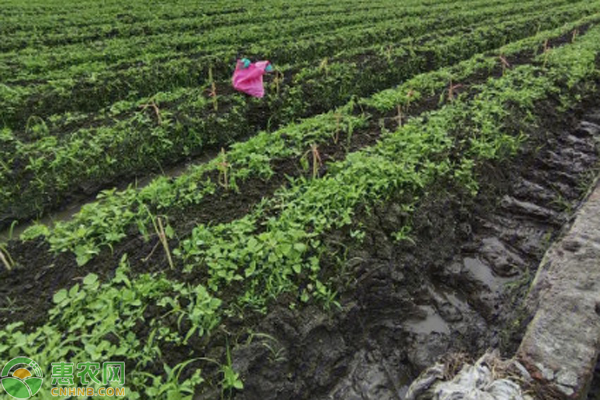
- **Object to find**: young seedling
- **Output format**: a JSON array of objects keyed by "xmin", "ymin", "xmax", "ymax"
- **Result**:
[
  {"xmin": 393, "ymin": 89, "xmax": 416, "ymax": 126},
  {"xmin": 221, "ymin": 341, "xmax": 243, "ymax": 397},
  {"xmin": 0, "ymin": 296, "xmax": 25, "ymax": 313},
  {"xmin": 385, "ymin": 44, "xmax": 394, "ymax": 63},
  {"xmin": 25, "ymin": 115, "xmax": 49, "ymax": 139},
  {"xmin": 139, "ymin": 100, "xmax": 162, "ymax": 125},
  {"xmin": 346, "ymin": 117, "xmax": 355, "ymax": 147},
  {"xmin": 303, "ymin": 144, "xmax": 322, "ymax": 179},
  {"xmin": 245, "ymin": 332, "xmax": 287, "ymax": 363},
  {"xmin": 319, "ymin": 58, "xmax": 329, "ymax": 75},
  {"xmin": 7, "ymin": 220, "xmax": 18, "ymax": 241},
  {"xmin": 218, "ymin": 148, "xmax": 231, "ymax": 189}
]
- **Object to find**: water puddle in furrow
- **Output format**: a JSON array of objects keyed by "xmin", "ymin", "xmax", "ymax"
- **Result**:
[
  {"xmin": 325, "ymin": 256, "xmax": 507, "ymax": 400},
  {"xmin": 405, "ymin": 306, "xmax": 450, "ymax": 335},
  {"xmin": 462, "ymin": 256, "xmax": 510, "ymax": 292}
]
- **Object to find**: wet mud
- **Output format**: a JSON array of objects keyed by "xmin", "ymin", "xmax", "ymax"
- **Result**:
[{"xmin": 219, "ymin": 107, "xmax": 600, "ymax": 400}]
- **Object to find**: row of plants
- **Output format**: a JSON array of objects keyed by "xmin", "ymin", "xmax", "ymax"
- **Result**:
[
  {"xmin": 3, "ymin": 7, "xmax": 594, "ymax": 226},
  {"xmin": 3, "ymin": 23, "xmax": 600, "ymax": 399},
  {"xmin": 4, "ymin": 0, "xmax": 563, "ymax": 144},
  {"xmin": 0, "ymin": 0, "xmax": 547, "ymax": 126},
  {"xmin": 17, "ymin": 16, "xmax": 599, "ymax": 267},
  {"xmin": 1, "ymin": 0, "xmax": 494, "ymax": 79},
  {"xmin": 0, "ymin": 0, "xmax": 443, "ymax": 36},
  {"xmin": 0, "ymin": 1, "xmax": 417, "ymax": 51}
]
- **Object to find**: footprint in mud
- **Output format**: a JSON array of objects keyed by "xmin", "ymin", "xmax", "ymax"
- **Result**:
[{"xmin": 327, "ymin": 349, "xmax": 412, "ymax": 400}]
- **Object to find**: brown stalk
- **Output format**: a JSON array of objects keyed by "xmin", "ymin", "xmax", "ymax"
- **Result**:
[
  {"xmin": 208, "ymin": 66, "xmax": 218, "ymax": 111},
  {"xmin": 0, "ymin": 246, "xmax": 14, "ymax": 271},
  {"xmin": 499, "ymin": 55, "xmax": 511, "ymax": 74},
  {"xmin": 542, "ymin": 39, "xmax": 550, "ymax": 68},
  {"xmin": 448, "ymin": 80, "xmax": 463, "ymax": 102},
  {"xmin": 139, "ymin": 101, "xmax": 162, "ymax": 125},
  {"xmin": 303, "ymin": 144, "xmax": 322, "ymax": 179},
  {"xmin": 157, "ymin": 217, "xmax": 174, "ymax": 270},
  {"xmin": 395, "ymin": 105, "xmax": 404, "ymax": 127},
  {"xmin": 142, "ymin": 215, "xmax": 174, "ymax": 270}
]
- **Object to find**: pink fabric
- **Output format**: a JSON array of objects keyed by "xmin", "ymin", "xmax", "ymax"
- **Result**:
[{"xmin": 232, "ymin": 60, "xmax": 270, "ymax": 98}]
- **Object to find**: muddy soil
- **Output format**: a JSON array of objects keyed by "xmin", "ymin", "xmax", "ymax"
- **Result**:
[{"xmin": 214, "ymin": 106, "xmax": 600, "ymax": 400}]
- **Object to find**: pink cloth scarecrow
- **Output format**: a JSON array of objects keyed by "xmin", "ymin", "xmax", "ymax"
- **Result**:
[{"xmin": 232, "ymin": 60, "xmax": 271, "ymax": 98}]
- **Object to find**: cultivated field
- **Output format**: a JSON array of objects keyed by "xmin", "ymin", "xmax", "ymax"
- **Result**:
[{"xmin": 1, "ymin": 0, "xmax": 600, "ymax": 398}]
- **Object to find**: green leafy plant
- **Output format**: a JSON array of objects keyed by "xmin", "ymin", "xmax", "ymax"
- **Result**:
[{"xmin": 221, "ymin": 342, "xmax": 243, "ymax": 397}]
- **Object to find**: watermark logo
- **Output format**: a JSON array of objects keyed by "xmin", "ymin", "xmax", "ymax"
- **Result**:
[
  {"xmin": 0, "ymin": 357, "xmax": 44, "ymax": 399},
  {"xmin": 1, "ymin": 358, "xmax": 126, "ymax": 398},
  {"xmin": 49, "ymin": 362, "xmax": 126, "ymax": 397}
]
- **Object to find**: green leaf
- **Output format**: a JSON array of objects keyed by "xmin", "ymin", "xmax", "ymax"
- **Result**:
[
  {"xmin": 69, "ymin": 283, "xmax": 80, "ymax": 297},
  {"xmin": 83, "ymin": 273, "xmax": 99, "ymax": 286},
  {"xmin": 247, "ymin": 237, "xmax": 258, "ymax": 250},
  {"xmin": 53, "ymin": 289, "xmax": 68, "ymax": 304},
  {"xmin": 280, "ymin": 243, "xmax": 292, "ymax": 256},
  {"xmin": 293, "ymin": 243, "xmax": 307, "ymax": 253}
]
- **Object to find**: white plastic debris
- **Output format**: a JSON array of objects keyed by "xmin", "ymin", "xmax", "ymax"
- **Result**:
[{"xmin": 405, "ymin": 353, "xmax": 529, "ymax": 400}]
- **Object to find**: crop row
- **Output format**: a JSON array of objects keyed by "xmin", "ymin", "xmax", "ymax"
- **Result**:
[
  {"xmin": 4, "ymin": 0, "xmax": 567, "ymax": 144},
  {"xmin": 0, "ymin": 0, "xmax": 418, "ymax": 23},
  {"xmin": 0, "ymin": 0, "xmax": 499, "ymax": 76},
  {"xmin": 16, "ymin": 16, "xmax": 598, "ymax": 266},
  {"xmin": 4, "ymin": 23, "xmax": 600, "ymax": 398},
  {"xmin": 0, "ymin": 0, "xmax": 438, "ymax": 51},
  {"xmin": 0, "ymin": 0, "xmax": 463, "ymax": 29},
  {"xmin": 1, "ymin": 0, "xmax": 530, "ymax": 129},
  {"xmin": 0, "ymin": 0, "xmax": 531, "ymax": 90},
  {"xmin": 2, "ymin": 9, "xmax": 594, "ymax": 227}
]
